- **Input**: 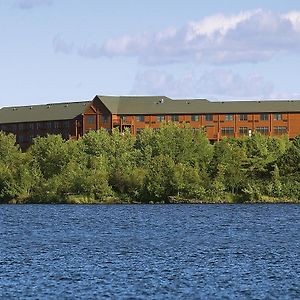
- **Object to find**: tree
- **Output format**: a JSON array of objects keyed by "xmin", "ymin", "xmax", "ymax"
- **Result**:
[{"xmin": 0, "ymin": 132, "xmax": 31, "ymax": 202}]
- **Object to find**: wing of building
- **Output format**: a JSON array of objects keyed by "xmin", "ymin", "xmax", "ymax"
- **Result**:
[{"xmin": 1, "ymin": 95, "xmax": 300, "ymax": 149}]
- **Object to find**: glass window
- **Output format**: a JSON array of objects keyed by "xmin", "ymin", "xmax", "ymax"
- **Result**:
[
  {"xmin": 171, "ymin": 115, "xmax": 179, "ymax": 121},
  {"xmin": 191, "ymin": 115, "xmax": 199, "ymax": 122},
  {"xmin": 221, "ymin": 127, "xmax": 234, "ymax": 136},
  {"xmin": 260, "ymin": 113, "xmax": 268, "ymax": 121},
  {"xmin": 18, "ymin": 123, "xmax": 24, "ymax": 130},
  {"xmin": 225, "ymin": 114, "xmax": 234, "ymax": 121},
  {"xmin": 274, "ymin": 126, "xmax": 287, "ymax": 134},
  {"xmin": 256, "ymin": 127, "xmax": 269, "ymax": 135},
  {"xmin": 64, "ymin": 121, "xmax": 69, "ymax": 128},
  {"xmin": 274, "ymin": 113, "xmax": 282, "ymax": 121},
  {"xmin": 205, "ymin": 114, "xmax": 213, "ymax": 121},
  {"xmin": 136, "ymin": 115, "xmax": 145, "ymax": 122},
  {"xmin": 102, "ymin": 115, "xmax": 108, "ymax": 123},
  {"xmin": 239, "ymin": 114, "xmax": 248, "ymax": 121},
  {"xmin": 54, "ymin": 122, "xmax": 59, "ymax": 129},
  {"xmin": 47, "ymin": 122, "xmax": 52, "ymax": 129},
  {"xmin": 157, "ymin": 115, "xmax": 165, "ymax": 122},
  {"xmin": 87, "ymin": 116, "xmax": 95, "ymax": 124},
  {"xmin": 239, "ymin": 127, "xmax": 248, "ymax": 135}
]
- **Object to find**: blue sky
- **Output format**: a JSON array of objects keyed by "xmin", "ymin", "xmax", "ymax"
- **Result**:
[{"xmin": 1, "ymin": 0, "xmax": 300, "ymax": 106}]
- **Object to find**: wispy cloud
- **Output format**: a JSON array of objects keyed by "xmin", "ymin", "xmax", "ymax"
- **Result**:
[
  {"xmin": 75, "ymin": 9, "xmax": 300, "ymax": 65},
  {"xmin": 14, "ymin": 0, "xmax": 53, "ymax": 10},
  {"xmin": 131, "ymin": 69, "xmax": 274, "ymax": 99},
  {"xmin": 53, "ymin": 35, "xmax": 74, "ymax": 54}
]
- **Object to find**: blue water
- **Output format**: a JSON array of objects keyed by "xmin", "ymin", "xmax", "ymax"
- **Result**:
[{"xmin": 1, "ymin": 204, "xmax": 300, "ymax": 299}]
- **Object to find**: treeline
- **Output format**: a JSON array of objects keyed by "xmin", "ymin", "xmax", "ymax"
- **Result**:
[{"xmin": 1, "ymin": 123, "xmax": 300, "ymax": 204}]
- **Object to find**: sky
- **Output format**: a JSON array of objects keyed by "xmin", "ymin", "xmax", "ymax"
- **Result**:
[{"xmin": 1, "ymin": 0, "xmax": 300, "ymax": 107}]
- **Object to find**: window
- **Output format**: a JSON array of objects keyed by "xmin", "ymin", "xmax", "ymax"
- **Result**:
[
  {"xmin": 239, "ymin": 114, "xmax": 248, "ymax": 121},
  {"xmin": 121, "ymin": 115, "xmax": 127, "ymax": 122},
  {"xmin": 64, "ymin": 121, "xmax": 69, "ymax": 128},
  {"xmin": 260, "ymin": 113, "xmax": 268, "ymax": 121},
  {"xmin": 18, "ymin": 123, "xmax": 24, "ymax": 131},
  {"xmin": 136, "ymin": 115, "xmax": 145, "ymax": 122},
  {"xmin": 157, "ymin": 115, "xmax": 165, "ymax": 122},
  {"xmin": 239, "ymin": 127, "xmax": 248, "ymax": 135},
  {"xmin": 171, "ymin": 115, "xmax": 179, "ymax": 122},
  {"xmin": 274, "ymin": 113, "xmax": 282, "ymax": 121},
  {"xmin": 102, "ymin": 115, "xmax": 108, "ymax": 123},
  {"xmin": 274, "ymin": 126, "xmax": 287, "ymax": 134},
  {"xmin": 191, "ymin": 115, "xmax": 199, "ymax": 122},
  {"xmin": 205, "ymin": 114, "xmax": 213, "ymax": 121},
  {"xmin": 54, "ymin": 122, "xmax": 59, "ymax": 129},
  {"xmin": 256, "ymin": 127, "xmax": 269, "ymax": 135},
  {"xmin": 225, "ymin": 114, "xmax": 234, "ymax": 121},
  {"xmin": 29, "ymin": 123, "xmax": 34, "ymax": 130},
  {"xmin": 221, "ymin": 127, "xmax": 234, "ymax": 136},
  {"xmin": 47, "ymin": 122, "xmax": 52, "ymax": 129},
  {"xmin": 87, "ymin": 116, "xmax": 95, "ymax": 124}
]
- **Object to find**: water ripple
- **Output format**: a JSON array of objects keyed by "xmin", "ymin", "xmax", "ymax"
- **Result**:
[{"xmin": 1, "ymin": 204, "xmax": 300, "ymax": 299}]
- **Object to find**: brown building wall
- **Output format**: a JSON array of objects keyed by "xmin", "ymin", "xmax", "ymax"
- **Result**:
[
  {"xmin": 1, "ymin": 110, "xmax": 300, "ymax": 150},
  {"xmin": 109, "ymin": 112, "xmax": 300, "ymax": 141},
  {"xmin": 0, "ymin": 119, "xmax": 77, "ymax": 149}
]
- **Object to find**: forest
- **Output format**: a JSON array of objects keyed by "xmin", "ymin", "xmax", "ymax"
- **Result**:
[{"xmin": 1, "ymin": 122, "xmax": 300, "ymax": 204}]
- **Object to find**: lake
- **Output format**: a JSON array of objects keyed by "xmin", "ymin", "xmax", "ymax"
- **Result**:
[{"xmin": 1, "ymin": 204, "xmax": 300, "ymax": 299}]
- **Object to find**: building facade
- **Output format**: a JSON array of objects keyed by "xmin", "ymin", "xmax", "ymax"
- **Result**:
[{"xmin": 0, "ymin": 95, "xmax": 300, "ymax": 149}]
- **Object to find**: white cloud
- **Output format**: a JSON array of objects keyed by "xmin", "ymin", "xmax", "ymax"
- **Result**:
[
  {"xmin": 131, "ymin": 69, "xmax": 274, "ymax": 100},
  {"xmin": 77, "ymin": 9, "xmax": 300, "ymax": 65},
  {"xmin": 282, "ymin": 11, "xmax": 300, "ymax": 31},
  {"xmin": 14, "ymin": 0, "xmax": 53, "ymax": 9},
  {"xmin": 185, "ymin": 10, "xmax": 257, "ymax": 40}
]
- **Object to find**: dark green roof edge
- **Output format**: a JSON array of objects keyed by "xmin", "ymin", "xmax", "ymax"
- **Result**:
[
  {"xmin": 96, "ymin": 95, "xmax": 300, "ymax": 115},
  {"xmin": 2, "ymin": 96, "xmax": 300, "ymax": 124},
  {"xmin": 0, "ymin": 100, "xmax": 91, "ymax": 124}
]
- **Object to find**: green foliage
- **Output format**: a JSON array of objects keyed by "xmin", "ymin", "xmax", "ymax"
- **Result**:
[
  {"xmin": 0, "ymin": 124, "xmax": 300, "ymax": 203},
  {"xmin": 0, "ymin": 132, "xmax": 31, "ymax": 201}
]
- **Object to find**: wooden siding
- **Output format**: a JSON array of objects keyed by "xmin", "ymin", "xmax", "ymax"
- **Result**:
[
  {"xmin": 1, "ymin": 98, "xmax": 300, "ymax": 150},
  {"xmin": 111, "ymin": 112, "xmax": 300, "ymax": 140}
]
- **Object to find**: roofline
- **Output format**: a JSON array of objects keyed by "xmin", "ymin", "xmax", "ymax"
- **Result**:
[{"xmin": 1, "ymin": 100, "xmax": 91, "ymax": 109}]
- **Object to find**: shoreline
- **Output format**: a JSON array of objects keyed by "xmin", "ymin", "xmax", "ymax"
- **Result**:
[{"xmin": 4, "ymin": 196, "xmax": 300, "ymax": 205}]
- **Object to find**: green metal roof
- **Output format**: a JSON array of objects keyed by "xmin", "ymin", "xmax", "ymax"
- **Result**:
[
  {"xmin": 0, "ymin": 101, "xmax": 90, "ymax": 124},
  {"xmin": 97, "ymin": 95, "xmax": 300, "ymax": 114},
  {"xmin": 1, "ymin": 96, "xmax": 300, "ymax": 125}
]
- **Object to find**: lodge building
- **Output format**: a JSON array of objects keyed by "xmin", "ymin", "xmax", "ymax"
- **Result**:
[{"xmin": 0, "ymin": 95, "xmax": 300, "ymax": 149}]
